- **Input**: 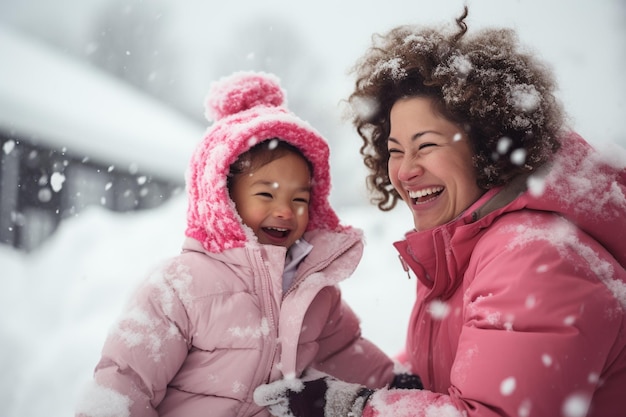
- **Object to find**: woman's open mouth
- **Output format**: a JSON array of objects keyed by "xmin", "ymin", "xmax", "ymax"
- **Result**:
[{"xmin": 408, "ymin": 186, "xmax": 444, "ymax": 205}]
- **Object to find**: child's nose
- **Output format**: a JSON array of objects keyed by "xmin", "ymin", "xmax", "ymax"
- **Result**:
[{"xmin": 273, "ymin": 202, "xmax": 294, "ymax": 219}]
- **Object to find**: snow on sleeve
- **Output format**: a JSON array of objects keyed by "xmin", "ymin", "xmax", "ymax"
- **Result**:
[
  {"xmin": 536, "ymin": 137, "xmax": 626, "ymax": 219},
  {"xmin": 596, "ymin": 141, "xmax": 626, "ymax": 170},
  {"xmin": 228, "ymin": 317, "xmax": 271, "ymax": 338},
  {"xmin": 75, "ymin": 380, "xmax": 131, "ymax": 417},
  {"xmin": 108, "ymin": 259, "xmax": 193, "ymax": 361},
  {"xmin": 147, "ymin": 260, "xmax": 194, "ymax": 314},
  {"xmin": 506, "ymin": 217, "xmax": 626, "ymax": 309}
]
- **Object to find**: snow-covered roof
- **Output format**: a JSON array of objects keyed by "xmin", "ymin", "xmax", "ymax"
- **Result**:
[{"xmin": 0, "ymin": 26, "xmax": 204, "ymax": 182}]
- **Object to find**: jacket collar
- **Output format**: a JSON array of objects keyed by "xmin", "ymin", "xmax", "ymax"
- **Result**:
[
  {"xmin": 393, "ymin": 185, "xmax": 513, "ymax": 301},
  {"xmin": 182, "ymin": 226, "xmax": 363, "ymax": 288}
]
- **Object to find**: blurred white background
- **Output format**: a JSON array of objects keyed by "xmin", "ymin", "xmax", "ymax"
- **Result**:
[
  {"xmin": 2, "ymin": 0, "xmax": 626, "ymax": 209},
  {"xmin": 1, "ymin": 1, "xmax": 625, "ymax": 416}
]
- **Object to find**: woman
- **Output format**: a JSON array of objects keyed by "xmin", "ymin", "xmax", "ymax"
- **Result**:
[{"xmin": 254, "ymin": 7, "xmax": 626, "ymax": 417}]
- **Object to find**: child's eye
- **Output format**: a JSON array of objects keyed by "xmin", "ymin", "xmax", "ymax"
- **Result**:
[
  {"xmin": 256, "ymin": 192, "xmax": 273, "ymax": 198},
  {"xmin": 294, "ymin": 197, "xmax": 309, "ymax": 204}
]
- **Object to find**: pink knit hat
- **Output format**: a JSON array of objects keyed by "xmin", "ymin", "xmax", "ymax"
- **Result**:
[{"xmin": 185, "ymin": 71, "xmax": 343, "ymax": 253}]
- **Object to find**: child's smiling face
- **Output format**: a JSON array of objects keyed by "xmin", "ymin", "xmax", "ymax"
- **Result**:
[{"xmin": 230, "ymin": 151, "xmax": 311, "ymax": 248}]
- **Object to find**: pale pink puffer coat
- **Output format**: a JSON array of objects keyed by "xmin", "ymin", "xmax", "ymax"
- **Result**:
[
  {"xmin": 363, "ymin": 133, "xmax": 626, "ymax": 417},
  {"xmin": 81, "ymin": 229, "xmax": 393, "ymax": 417}
]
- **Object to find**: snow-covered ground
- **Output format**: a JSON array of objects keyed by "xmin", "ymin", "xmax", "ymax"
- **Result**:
[{"xmin": 0, "ymin": 193, "xmax": 416, "ymax": 417}]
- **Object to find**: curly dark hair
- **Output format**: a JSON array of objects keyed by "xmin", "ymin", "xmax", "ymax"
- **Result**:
[{"xmin": 347, "ymin": 7, "xmax": 565, "ymax": 211}]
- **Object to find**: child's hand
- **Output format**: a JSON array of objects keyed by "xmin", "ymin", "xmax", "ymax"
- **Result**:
[
  {"xmin": 253, "ymin": 370, "xmax": 372, "ymax": 417},
  {"xmin": 389, "ymin": 372, "xmax": 424, "ymax": 390}
]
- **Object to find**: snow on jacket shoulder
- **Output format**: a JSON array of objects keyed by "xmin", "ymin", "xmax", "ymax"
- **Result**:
[
  {"xmin": 369, "ymin": 133, "xmax": 626, "ymax": 417},
  {"xmin": 77, "ymin": 229, "xmax": 394, "ymax": 417}
]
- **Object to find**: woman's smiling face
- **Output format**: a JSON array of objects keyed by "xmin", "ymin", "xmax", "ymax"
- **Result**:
[{"xmin": 387, "ymin": 96, "xmax": 485, "ymax": 231}]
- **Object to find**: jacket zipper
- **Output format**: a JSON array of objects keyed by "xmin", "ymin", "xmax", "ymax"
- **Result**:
[
  {"xmin": 257, "ymin": 249, "xmax": 278, "ymax": 366},
  {"xmin": 238, "ymin": 249, "xmax": 279, "ymax": 417},
  {"xmin": 428, "ymin": 318, "xmax": 436, "ymax": 389}
]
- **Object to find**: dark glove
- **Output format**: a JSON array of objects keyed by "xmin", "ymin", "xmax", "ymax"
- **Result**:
[
  {"xmin": 254, "ymin": 370, "xmax": 373, "ymax": 417},
  {"xmin": 389, "ymin": 372, "xmax": 423, "ymax": 390}
]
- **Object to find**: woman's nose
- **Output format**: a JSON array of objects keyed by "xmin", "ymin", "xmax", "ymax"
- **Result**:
[{"xmin": 398, "ymin": 156, "xmax": 424, "ymax": 182}]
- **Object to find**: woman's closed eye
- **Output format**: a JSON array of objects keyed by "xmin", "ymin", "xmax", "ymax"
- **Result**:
[{"xmin": 418, "ymin": 142, "xmax": 437, "ymax": 150}]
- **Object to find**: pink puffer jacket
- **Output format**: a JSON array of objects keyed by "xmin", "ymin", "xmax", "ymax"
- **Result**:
[
  {"xmin": 363, "ymin": 133, "xmax": 626, "ymax": 417},
  {"xmin": 79, "ymin": 229, "xmax": 393, "ymax": 417}
]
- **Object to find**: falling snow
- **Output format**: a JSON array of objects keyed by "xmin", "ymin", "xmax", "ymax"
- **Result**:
[
  {"xmin": 499, "ymin": 377, "xmax": 516, "ymax": 396},
  {"xmin": 1, "ymin": 2, "xmax": 625, "ymax": 416},
  {"xmin": 562, "ymin": 393, "xmax": 591, "ymax": 417},
  {"xmin": 3, "ymin": 139, "xmax": 15, "ymax": 154},
  {"xmin": 50, "ymin": 172, "xmax": 65, "ymax": 192}
]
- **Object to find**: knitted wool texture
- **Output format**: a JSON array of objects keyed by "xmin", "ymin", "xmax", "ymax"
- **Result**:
[{"xmin": 185, "ymin": 71, "xmax": 343, "ymax": 253}]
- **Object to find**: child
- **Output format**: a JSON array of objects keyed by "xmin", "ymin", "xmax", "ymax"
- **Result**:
[{"xmin": 75, "ymin": 71, "xmax": 396, "ymax": 417}]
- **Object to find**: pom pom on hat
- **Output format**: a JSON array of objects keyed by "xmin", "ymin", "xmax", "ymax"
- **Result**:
[{"xmin": 204, "ymin": 71, "xmax": 286, "ymax": 122}]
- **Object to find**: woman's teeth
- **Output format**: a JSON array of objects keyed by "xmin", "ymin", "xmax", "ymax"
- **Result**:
[{"xmin": 408, "ymin": 186, "xmax": 444, "ymax": 199}]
